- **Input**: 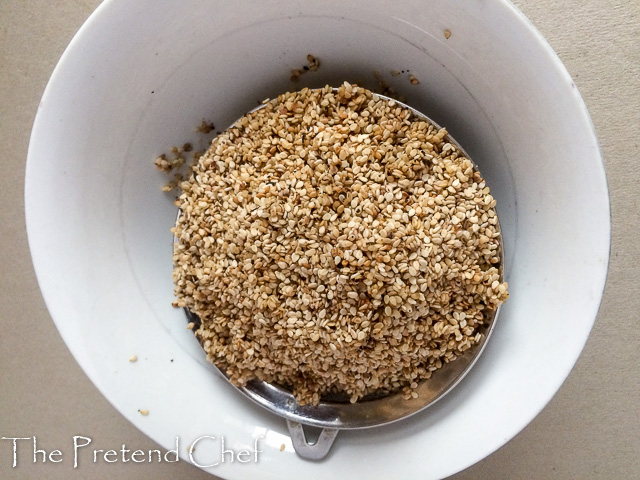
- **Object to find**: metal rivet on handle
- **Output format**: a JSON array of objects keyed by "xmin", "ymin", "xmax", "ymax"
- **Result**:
[{"xmin": 286, "ymin": 420, "xmax": 338, "ymax": 460}]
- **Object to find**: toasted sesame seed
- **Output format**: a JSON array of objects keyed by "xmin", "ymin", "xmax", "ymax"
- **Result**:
[{"xmin": 171, "ymin": 84, "xmax": 507, "ymax": 406}]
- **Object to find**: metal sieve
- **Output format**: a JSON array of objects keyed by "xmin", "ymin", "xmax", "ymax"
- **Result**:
[{"xmin": 174, "ymin": 92, "xmax": 505, "ymax": 460}]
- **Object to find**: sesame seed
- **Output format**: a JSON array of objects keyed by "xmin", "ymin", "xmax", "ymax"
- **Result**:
[{"xmin": 170, "ymin": 84, "xmax": 507, "ymax": 406}]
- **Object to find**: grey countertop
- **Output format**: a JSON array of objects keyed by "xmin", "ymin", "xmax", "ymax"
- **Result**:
[{"xmin": 1, "ymin": 1, "xmax": 638, "ymax": 478}]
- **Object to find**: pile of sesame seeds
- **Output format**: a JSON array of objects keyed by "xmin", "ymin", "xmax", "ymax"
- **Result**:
[{"xmin": 171, "ymin": 83, "xmax": 508, "ymax": 405}]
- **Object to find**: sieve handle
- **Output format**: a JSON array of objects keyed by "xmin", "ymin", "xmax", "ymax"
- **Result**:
[{"xmin": 286, "ymin": 420, "xmax": 338, "ymax": 460}]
